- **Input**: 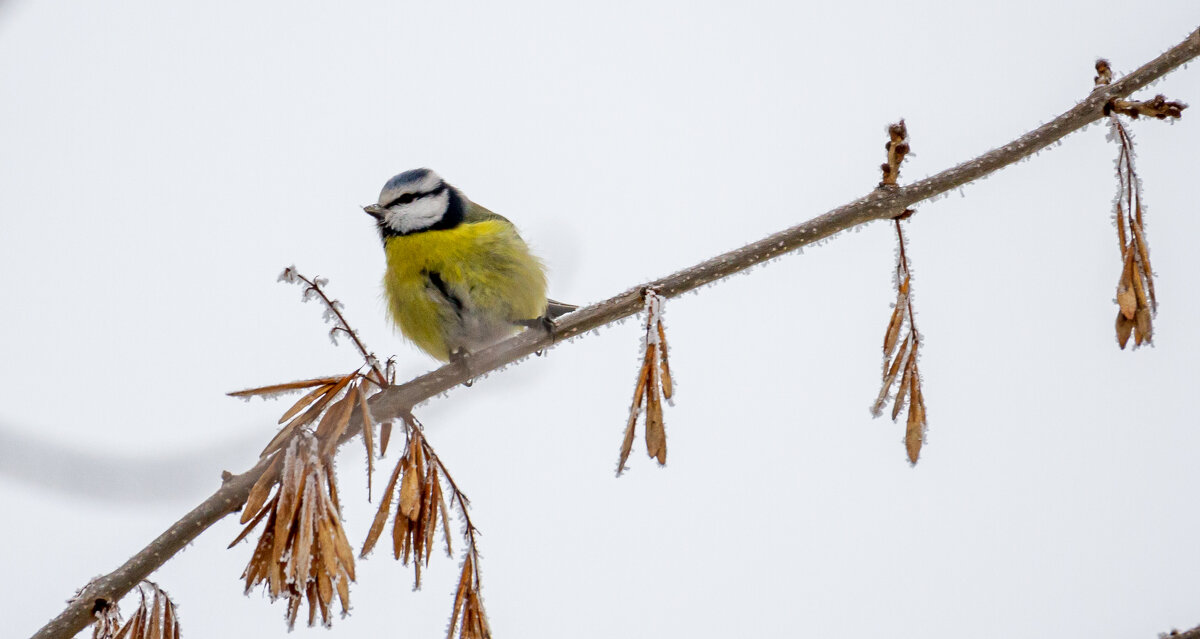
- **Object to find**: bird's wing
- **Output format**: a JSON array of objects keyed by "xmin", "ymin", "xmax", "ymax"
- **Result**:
[
  {"xmin": 464, "ymin": 201, "xmax": 515, "ymax": 227},
  {"xmin": 465, "ymin": 200, "xmax": 580, "ymax": 317}
]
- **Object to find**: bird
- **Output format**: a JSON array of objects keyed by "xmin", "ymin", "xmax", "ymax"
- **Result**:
[{"xmin": 363, "ymin": 168, "xmax": 575, "ymax": 362}]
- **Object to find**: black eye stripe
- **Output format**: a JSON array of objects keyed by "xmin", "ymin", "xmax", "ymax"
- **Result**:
[{"xmin": 385, "ymin": 183, "xmax": 447, "ymax": 208}]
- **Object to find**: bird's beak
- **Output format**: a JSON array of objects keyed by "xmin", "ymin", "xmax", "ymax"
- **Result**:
[{"xmin": 363, "ymin": 204, "xmax": 385, "ymax": 220}]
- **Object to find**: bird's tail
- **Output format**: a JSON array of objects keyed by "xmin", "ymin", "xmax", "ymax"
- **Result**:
[{"xmin": 546, "ymin": 298, "xmax": 578, "ymax": 318}]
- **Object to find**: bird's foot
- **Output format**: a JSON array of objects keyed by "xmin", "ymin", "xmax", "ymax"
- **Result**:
[
  {"xmin": 516, "ymin": 314, "xmax": 560, "ymax": 356},
  {"xmin": 514, "ymin": 315, "xmax": 556, "ymax": 332}
]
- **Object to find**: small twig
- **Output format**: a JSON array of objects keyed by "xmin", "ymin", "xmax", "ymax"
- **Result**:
[
  {"xmin": 879, "ymin": 120, "xmax": 910, "ymax": 187},
  {"xmin": 282, "ymin": 267, "xmax": 389, "ymax": 388},
  {"xmin": 1107, "ymin": 94, "xmax": 1188, "ymax": 119},
  {"xmin": 1097, "ymin": 54, "xmax": 1182, "ymax": 349},
  {"xmin": 869, "ymin": 119, "xmax": 929, "ymax": 463}
]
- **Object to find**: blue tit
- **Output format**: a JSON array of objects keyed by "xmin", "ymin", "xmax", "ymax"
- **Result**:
[{"xmin": 363, "ymin": 168, "xmax": 575, "ymax": 362}]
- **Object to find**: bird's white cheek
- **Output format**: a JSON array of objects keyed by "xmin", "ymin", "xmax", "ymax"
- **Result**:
[{"xmin": 385, "ymin": 192, "xmax": 449, "ymax": 233}]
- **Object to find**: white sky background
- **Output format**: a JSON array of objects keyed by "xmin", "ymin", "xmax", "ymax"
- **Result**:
[{"xmin": 2, "ymin": 2, "xmax": 1199, "ymax": 638}]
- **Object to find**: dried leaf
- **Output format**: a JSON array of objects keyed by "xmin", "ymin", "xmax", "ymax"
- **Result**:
[
  {"xmin": 1115, "ymin": 201, "xmax": 1129, "ymax": 255},
  {"xmin": 448, "ymin": 556, "xmax": 474, "ymax": 639},
  {"xmin": 617, "ymin": 400, "xmax": 640, "ymax": 473},
  {"xmin": 107, "ymin": 582, "xmax": 181, "ymax": 639},
  {"xmin": 112, "ymin": 614, "xmax": 133, "ymax": 639},
  {"xmin": 617, "ymin": 350, "xmax": 654, "ymax": 473},
  {"xmin": 905, "ymin": 402, "xmax": 925, "ymax": 463},
  {"xmin": 273, "ymin": 452, "xmax": 308, "ymax": 562},
  {"xmin": 1130, "ymin": 212, "xmax": 1157, "ymax": 310},
  {"xmin": 277, "ymin": 383, "xmax": 335, "ymax": 425},
  {"xmin": 466, "ymin": 589, "xmax": 490, "ymax": 639},
  {"xmin": 286, "ymin": 595, "xmax": 300, "ymax": 629},
  {"xmin": 259, "ymin": 422, "xmax": 300, "ymax": 460},
  {"xmin": 240, "ymin": 453, "xmax": 283, "ymax": 525},
  {"xmin": 304, "ymin": 581, "xmax": 318, "ymax": 627},
  {"xmin": 1116, "ymin": 287, "xmax": 1137, "ymax": 320},
  {"xmin": 229, "ymin": 495, "xmax": 276, "ymax": 548},
  {"xmin": 657, "ymin": 321, "xmax": 674, "ymax": 401},
  {"xmin": 1129, "ymin": 251, "xmax": 1149, "ymax": 311},
  {"xmin": 316, "ymin": 389, "xmax": 356, "ymax": 455},
  {"xmin": 356, "ymin": 383, "xmax": 375, "ymax": 500},
  {"xmin": 883, "ymin": 293, "xmax": 906, "ymax": 358},
  {"xmin": 263, "ymin": 387, "xmax": 335, "ymax": 455},
  {"xmin": 261, "ymin": 374, "xmax": 357, "ymax": 456},
  {"xmin": 400, "ymin": 451, "xmax": 422, "ymax": 520},
  {"xmin": 392, "ymin": 491, "xmax": 411, "ymax": 561},
  {"xmin": 290, "ymin": 476, "xmax": 317, "ymax": 587},
  {"xmin": 437, "ymin": 478, "xmax": 454, "ymax": 558},
  {"xmin": 236, "ymin": 434, "xmax": 353, "ymax": 629},
  {"xmin": 422, "ymin": 466, "xmax": 439, "ymax": 564},
  {"xmin": 362, "ymin": 456, "xmax": 406, "ymax": 557},
  {"xmin": 119, "ymin": 607, "xmax": 143, "ymax": 639},
  {"xmin": 329, "ymin": 510, "xmax": 357, "ymax": 581},
  {"xmin": 227, "ymin": 376, "xmax": 345, "ymax": 398},
  {"xmin": 1135, "ymin": 306, "xmax": 1153, "ymax": 344},
  {"xmin": 147, "ymin": 588, "xmax": 161, "ymax": 639},
  {"xmin": 645, "ymin": 353, "xmax": 666, "ymax": 464},
  {"xmin": 335, "ymin": 572, "xmax": 351, "ymax": 616},
  {"xmin": 323, "ymin": 455, "xmax": 341, "ymax": 513},
  {"xmin": 163, "ymin": 592, "xmax": 178, "ymax": 639},
  {"xmin": 380, "ymin": 421, "xmax": 393, "ymax": 456},
  {"xmin": 631, "ymin": 348, "xmax": 652, "ymax": 411},
  {"xmin": 871, "ymin": 336, "xmax": 909, "ymax": 415},
  {"xmin": 316, "ymin": 515, "xmax": 340, "ymax": 586},
  {"xmin": 905, "ymin": 378, "xmax": 925, "ymax": 464},
  {"xmin": 317, "ymin": 570, "xmax": 333, "ymax": 622},
  {"xmin": 1116, "ymin": 310, "xmax": 1135, "ymax": 349},
  {"xmin": 892, "ymin": 346, "xmax": 916, "ymax": 421},
  {"xmin": 242, "ymin": 517, "xmax": 274, "ymax": 591}
]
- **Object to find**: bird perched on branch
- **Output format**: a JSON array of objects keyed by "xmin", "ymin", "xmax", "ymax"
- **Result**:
[{"xmin": 364, "ymin": 168, "xmax": 575, "ymax": 362}]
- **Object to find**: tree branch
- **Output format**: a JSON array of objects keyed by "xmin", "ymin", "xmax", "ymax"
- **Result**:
[
  {"xmin": 30, "ymin": 26, "xmax": 1200, "ymax": 639},
  {"xmin": 367, "ymin": 26, "xmax": 1200, "ymax": 422}
]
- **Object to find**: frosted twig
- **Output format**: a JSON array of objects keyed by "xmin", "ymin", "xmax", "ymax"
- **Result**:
[{"xmin": 280, "ymin": 267, "xmax": 388, "ymax": 388}]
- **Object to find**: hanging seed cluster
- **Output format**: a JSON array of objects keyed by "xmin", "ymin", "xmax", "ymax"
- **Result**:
[{"xmin": 617, "ymin": 289, "xmax": 674, "ymax": 474}]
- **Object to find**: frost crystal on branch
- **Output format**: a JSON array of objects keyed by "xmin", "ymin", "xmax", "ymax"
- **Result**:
[{"xmin": 617, "ymin": 289, "xmax": 675, "ymax": 474}]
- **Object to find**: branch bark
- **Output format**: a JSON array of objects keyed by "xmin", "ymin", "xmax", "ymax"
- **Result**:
[{"xmin": 30, "ymin": 26, "xmax": 1200, "ymax": 639}]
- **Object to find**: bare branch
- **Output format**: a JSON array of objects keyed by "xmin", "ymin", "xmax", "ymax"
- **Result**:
[{"xmin": 365, "ymin": 27, "xmax": 1200, "ymax": 425}]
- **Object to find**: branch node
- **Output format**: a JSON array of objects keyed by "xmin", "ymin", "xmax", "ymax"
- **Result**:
[{"xmin": 879, "ymin": 119, "xmax": 910, "ymax": 187}]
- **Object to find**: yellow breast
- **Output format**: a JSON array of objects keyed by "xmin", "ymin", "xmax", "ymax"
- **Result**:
[{"xmin": 382, "ymin": 220, "xmax": 549, "ymax": 361}]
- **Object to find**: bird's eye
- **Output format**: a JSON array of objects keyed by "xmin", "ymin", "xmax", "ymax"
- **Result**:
[{"xmin": 397, "ymin": 193, "xmax": 415, "ymax": 204}]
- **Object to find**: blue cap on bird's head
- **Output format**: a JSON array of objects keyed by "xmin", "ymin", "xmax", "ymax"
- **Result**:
[
  {"xmin": 366, "ymin": 168, "xmax": 465, "ymax": 237},
  {"xmin": 378, "ymin": 168, "xmax": 443, "ymax": 207}
]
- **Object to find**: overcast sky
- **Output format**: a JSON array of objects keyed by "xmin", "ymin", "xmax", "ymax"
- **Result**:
[{"xmin": 3, "ymin": 2, "xmax": 1200, "ymax": 638}]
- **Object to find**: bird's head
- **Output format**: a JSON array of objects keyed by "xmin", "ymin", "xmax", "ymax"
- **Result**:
[{"xmin": 364, "ymin": 168, "xmax": 465, "ymax": 237}]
